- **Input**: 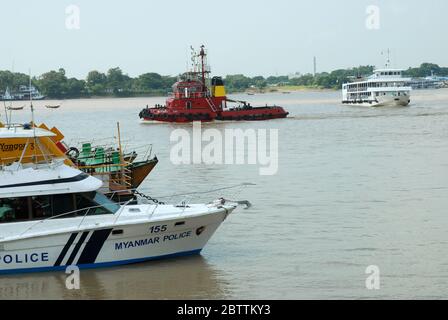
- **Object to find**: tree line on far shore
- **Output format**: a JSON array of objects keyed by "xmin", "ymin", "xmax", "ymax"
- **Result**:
[{"xmin": 0, "ymin": 63, "xmax": 447, "ymax": 99}]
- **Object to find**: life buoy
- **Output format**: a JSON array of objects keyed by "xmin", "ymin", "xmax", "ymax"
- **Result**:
[{"xmin": 66, "ymin": 147, "xmax": 80, "ymax": 160}]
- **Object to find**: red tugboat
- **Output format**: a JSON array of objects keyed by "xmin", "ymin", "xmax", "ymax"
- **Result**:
[{"xmin": 139, "ymin": 46, "xmax": 289, "ymax": 123}]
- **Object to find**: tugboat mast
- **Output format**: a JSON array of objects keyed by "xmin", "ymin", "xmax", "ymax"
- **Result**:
[{"xmin": 199, "ymin": 45, "xmax": 207, "ymax": 92}]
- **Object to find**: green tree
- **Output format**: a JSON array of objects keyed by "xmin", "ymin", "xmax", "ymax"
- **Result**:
[
  {"xmin": 135, "ymin": 73, "xmax": 164, "ymax": 92},
  {"xmin": 36, "ymin": 69, "xmax": 68, "ymax": 98},
  {"xmin": 86, "ymin": 70, "xmax": 107, "ymax": 95},
  {"xmin": 66, "ymin": 78, "xmax": 87, "ymax": 98},
  {"xmin": 106, "ymin": 67, "xmax": 132, "ymax": 95},
  {"xmin": 224, "ymin": 74, "xmax": 252, "ymax": 92}
]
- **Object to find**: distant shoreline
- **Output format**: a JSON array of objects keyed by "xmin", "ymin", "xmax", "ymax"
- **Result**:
[
  {"xmin": 236, "ymin": 86, "xmax": 337, "ymax": 95},
  {"xmin": 1, "ymin": 87, "xmax": 337, "ymax": 102}
]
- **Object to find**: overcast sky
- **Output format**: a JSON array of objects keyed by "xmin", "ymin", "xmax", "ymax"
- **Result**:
[{"xmin": 0, "ymin": 0, "xmax": 447, "ymax": 78}]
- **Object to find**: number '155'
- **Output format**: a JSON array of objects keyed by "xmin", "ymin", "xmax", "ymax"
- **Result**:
[{"xmin": 150, "ymin": 225, "xmax": 167, "ymax": 233}]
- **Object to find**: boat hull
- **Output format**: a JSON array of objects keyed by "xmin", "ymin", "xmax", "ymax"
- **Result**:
[
  {"xmin": 342, "ymin": 95, "xmax": 411, "ymax": 107},
  {"xmin": 0, "ymin": 209, "xmax": 229, "ymax": 274},
  {"xmin": 217, "ymin": 107, "xmax": 289, "ymax": 121},
  {"xmin": 139, "ymin": 107, "xmax": 289, "ymax": 123}
]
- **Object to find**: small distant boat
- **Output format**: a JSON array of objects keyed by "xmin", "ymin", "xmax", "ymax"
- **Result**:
[
  {"xmin": 282, "ymin": 91, "xmax": 291, "ymax": 94},
  {"xmin": 6, "ymin": 105, "xmax": 25, "ymax": 111},
  {"xmin": 1, "ymin": 85, "xmax": 45, "ymax": 101},
  {"xmin": 45, "ymin": 104, "xmax": 61, "ymax": 109}
]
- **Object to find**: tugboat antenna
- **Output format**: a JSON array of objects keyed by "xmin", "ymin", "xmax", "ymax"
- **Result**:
[{"xmin": 200, "ymin": 45, "xmax": 207, "ymax": 91}]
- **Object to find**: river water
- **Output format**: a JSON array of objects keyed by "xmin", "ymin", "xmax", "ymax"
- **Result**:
[{"xmin": 1, "ymin": 89, "xmax": 448, "ymax": 299}]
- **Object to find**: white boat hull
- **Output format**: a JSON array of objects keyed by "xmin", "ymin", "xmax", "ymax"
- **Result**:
[
  {"xmin": 342, "ymin": 94, "xmax": 411, "ymax": 108},
  {"xmin": 0, "ymin": 206, "xmax": 233, "ymax": 274}
]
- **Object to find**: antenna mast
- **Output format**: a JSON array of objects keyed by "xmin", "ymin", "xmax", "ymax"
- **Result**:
[
  {"xmin": 385, "ymin": 49, "xmax": 391, "ymax": 68},
  {"xmin": 29, "ymin": 70, "xmax": 35, "ymax": 127}
]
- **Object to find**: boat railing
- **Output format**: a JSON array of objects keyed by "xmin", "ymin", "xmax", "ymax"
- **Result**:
[
  {"xmin": 108, "ymin": 183, "xmax": 254, "ymax": 212},
  {"xmin": 170, "ymin": 92, "xmax": 211, "ymax": 99},
  {"xmin": 0, "ymin": 155, "xmax": 66, "ymax": 170},
  {"xmin": 0, "ymin": 155, "xmax": 48, "ymax": 167},
  {"xmin": 18, "ymin": 199, "xmax": 140, "ymax": 238},
  {"xmin": 16, "ymin": 183, "xmax": 254, "ymax": 238},
  {"xmin": 67, "ymin": 139, "xmax": 154, "ymax": 163}
]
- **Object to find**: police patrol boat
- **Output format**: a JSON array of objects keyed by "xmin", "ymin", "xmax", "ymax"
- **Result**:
[
  {"xmin": 0, "ymin": 160, "xmax": 239, "ymax": 274},
  {"xmin": 0, "ymin": 127, "xmax": 241, "ymax": 274}
]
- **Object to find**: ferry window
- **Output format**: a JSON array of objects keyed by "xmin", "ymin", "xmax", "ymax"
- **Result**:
[{"xmin": 186, "ymin": 101, "xmax": 192, "ymax": 109}]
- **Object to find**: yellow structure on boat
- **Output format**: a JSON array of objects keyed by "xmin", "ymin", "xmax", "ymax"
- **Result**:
[{"xmin": 0, "ymin": 122, "xmax": 73, "ymax": 166}]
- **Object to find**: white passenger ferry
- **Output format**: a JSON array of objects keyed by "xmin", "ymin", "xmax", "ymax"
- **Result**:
[
  {"xmin": 342, "ymin": 68, "xmax": 412, "ymax": 107},
  {"xmin": 0, "ymin": 125, "xmax": 244, "ymax": 274}
]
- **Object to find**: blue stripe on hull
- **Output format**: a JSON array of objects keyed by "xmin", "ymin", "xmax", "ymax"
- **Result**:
[{"xmin": 0, "ymin": 249, "xmax": 202, "ymax": 275}]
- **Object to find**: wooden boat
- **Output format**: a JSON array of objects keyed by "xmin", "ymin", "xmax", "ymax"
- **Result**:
[{"xmin": 6, "ymin": 105, "xmax": 25, "ymax": 111}]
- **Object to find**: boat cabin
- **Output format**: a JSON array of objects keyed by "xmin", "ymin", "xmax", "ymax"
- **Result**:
[
  {"xmin": 172, "ymin": 80, "xmax": 206, "ymax": 99},
  {"xmin": 0, "ymin": 191, "xmax": 120, "ymax": 224},
  {"xmin": 0, "ymin": 161, "xmax": 119, "ymax": 224},
  {"xmin": 372, "ymin": 69, "xmax": 404, "ymax": 79}
]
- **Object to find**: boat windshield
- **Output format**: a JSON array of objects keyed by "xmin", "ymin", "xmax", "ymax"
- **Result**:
[{"xmin": 89, "ymin": 192, "xmax": 120, "ymax": 214}]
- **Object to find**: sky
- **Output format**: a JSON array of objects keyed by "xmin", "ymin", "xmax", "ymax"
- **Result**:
[{"xmin": 0, "ymin": 0, "xmax": 447, "ymax": 79}]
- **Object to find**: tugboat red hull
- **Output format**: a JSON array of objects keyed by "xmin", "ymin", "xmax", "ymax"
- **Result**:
[
  {"xmin": 217, "ymin": 107, "xmax": 288, "ymax": 121},
  {"xmin": 140, "ymin": 109, "xmax": 217, "ymax": 123},
  {"xmin": 140, "ymin": 106, "xmax": 288, "ymax": 123}
]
